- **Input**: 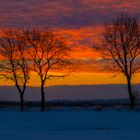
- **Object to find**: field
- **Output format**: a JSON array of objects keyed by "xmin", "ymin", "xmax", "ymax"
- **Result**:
[{"xmin": 0, "ymin": 109, "xmax": 140, "ymax": 140}]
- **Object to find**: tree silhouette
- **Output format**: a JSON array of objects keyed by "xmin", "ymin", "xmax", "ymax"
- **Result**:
[
  {"xmin": 26, "ymin": 28, "xmax": 71, "ymax": 111},
  {"xmin": 94, "ymin": 13, "xmax": 140, "ymax": 108},
  {"xmin": 0, "ymin": 29, "xmax": 30, "ymax": 110}
]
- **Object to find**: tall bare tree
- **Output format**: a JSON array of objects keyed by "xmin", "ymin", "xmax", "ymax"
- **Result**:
[
  {"xmin": 0, "ymin": 29, "xmax": 30, "ymax": 110},
  {"xmin": 94, "ymin": 13, "xmax": 140, "ymax": 108},
  {"xmin": 26, "ymin": 28, "xmax": 71, "ymax": 111}
]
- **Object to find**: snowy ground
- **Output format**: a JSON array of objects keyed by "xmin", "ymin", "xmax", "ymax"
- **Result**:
[{"xmin": 0, "ymin": 109, "xmax": 140, "ymax": 140}]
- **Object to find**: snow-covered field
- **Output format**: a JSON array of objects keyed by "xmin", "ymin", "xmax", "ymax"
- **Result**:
[{"xmin": 0, "ymin": 109, "xmax": 140, "ymax": 140}]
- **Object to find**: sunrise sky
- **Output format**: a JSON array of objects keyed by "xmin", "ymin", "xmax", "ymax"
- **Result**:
[{"xmin": 0, "ymin": 0, "xmax": 140, "ymax": 86}]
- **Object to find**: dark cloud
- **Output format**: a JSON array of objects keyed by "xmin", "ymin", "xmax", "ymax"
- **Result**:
[{"xmin": 0, "ymin": 0, "xmax": 139, "ymax": 28}]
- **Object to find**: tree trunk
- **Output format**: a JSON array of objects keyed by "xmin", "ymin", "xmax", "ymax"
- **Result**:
[
  {"xmin": 126, "ymin": 77, "xmax": 135, "ymax": 109},
  {"xmin": 20, "ymin": 93, "xmax": 24, "ymax": 111},
  {"xmin": 41, "ymin": 82, "xmax": 45, "ymax": 111}
]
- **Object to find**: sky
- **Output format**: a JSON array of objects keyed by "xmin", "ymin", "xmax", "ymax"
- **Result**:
[{"xmin": 0, "ymin": 0, "xmax": 140, "ymax": 86}]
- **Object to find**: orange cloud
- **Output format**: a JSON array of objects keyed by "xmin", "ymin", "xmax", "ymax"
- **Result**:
[
  {"xmin": 56, "ymin": 26, "xmax": 104, "ymax": 73},
  {"xmin": 58, "ymin": 26, "xmax": 104, "ymax": 59}
]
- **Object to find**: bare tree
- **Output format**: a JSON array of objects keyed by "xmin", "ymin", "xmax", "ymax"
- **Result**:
[
  {"xmin": 26, "ymin": 28, "xmax": 71, "ymax": 111},
  {"xmin": 0, "ymin": 29, "xmax": 30, "ymax": 110},
  {"xmin": 94, "ymin": 13, "xmax": 140, "ymax": 108}
]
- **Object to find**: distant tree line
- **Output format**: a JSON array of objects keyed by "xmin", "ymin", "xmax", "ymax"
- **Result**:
[{"xmin": 0, "ymin": 13, "xmax": 139, "ymax": 111}]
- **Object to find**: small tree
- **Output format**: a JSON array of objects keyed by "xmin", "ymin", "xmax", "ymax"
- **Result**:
[
  {"xmin": 94, "ymin": 13, "xmax": 140, "ymax": 108},
  {"xmin": 26, "ymin": 28, "xmax": 71, "ymax": 111},
  {"xmin": 0, "ymin": 29, "xmax": 30, "ymax": 110}
]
